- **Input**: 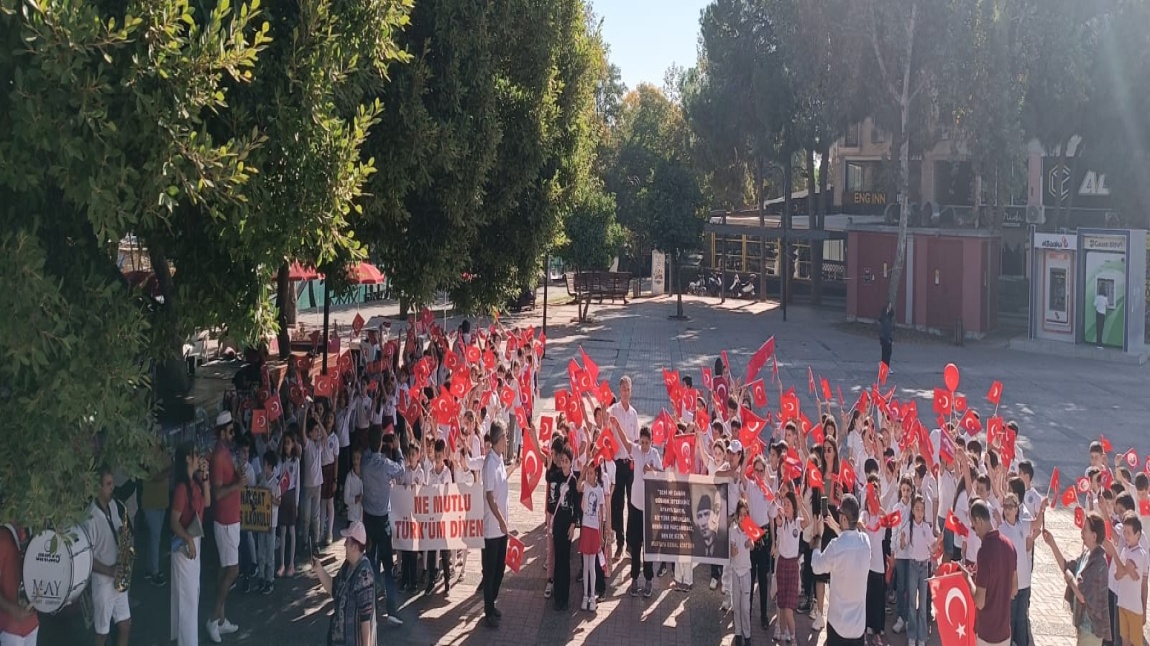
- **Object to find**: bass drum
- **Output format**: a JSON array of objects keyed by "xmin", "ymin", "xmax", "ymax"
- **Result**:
[{"xmin": 21, "ymin": 526, "xmax": 94, "ymax": 614}]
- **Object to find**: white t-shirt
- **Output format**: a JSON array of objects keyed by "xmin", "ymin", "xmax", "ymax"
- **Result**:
[
  {"xmin": 343, "ymin": 471, "xmax": 363, "ymax": 523},
  {"xmin": 937, "ymin": 469, "xmax": 957, "ymax": 520},
  {"xmin": 84, "ymin": 499, "xmax": 123, "ymax": 586},
  {"xmin": 601, "ymin": 459, "xmax": 617, "ymax": 494},
  {"xmin": 321, "ymin": 433, "xmax": 339, "ymax": 466},
  {"xmin": 730, "ymin": 525, "xmax": 752, "ymax": 574},
  {"xmin": 777, "ymin": 517, "xmax": 801, "ymax": 559},
  {"xmin": 863, "ymin": 513, "xmax": 886, "ymax": 573},
  {"xmin": 746, "ymin": 481, "xmax": 777, "ymax": 527},
  {"xmin": 303, "ymin": 437, "xmax": 324, "ymax": 487},
  {"xmin": 998, "ymin": 518, "xmax": 1033, "ymax": 589},
  {"xmin": 1117, "ymin": 543, "xmax": 1150, "ymax": 611},
  {"xmin": 582, "ymin": 485, "xmax": 605, "ymax": 531},
  {"xmin": 903, "ymin": 519, "xmax": 936, "ymax": 562},
  {"xmin": 1095, "ymin": 293, "xmax": 1109, "ymax": 314},
  {"xmin": 483, "ymin": 452, "xmax": 509, "ymax": 539},
  {"xmin": 893, "ymin": 499, "xmax": 912, "ymax": 559},
  {"xmin": 630, "ymin": 445, "xmax": 662, "ymax": 512},
  {"xmin": 953, "ymin": 489, "xmax": 970, "ymax": 550},
  {"xmin": 1023, "ymin": 487, "xmax": 1043, "ymax": 519},
  {"xmin": 608, "ymin": 402, "xmax": 639, "ymax": 460},
  {"xmin": 426, "ymin": 464, "xmax": 453, "ymax": 486},
  {"xmin": 336, "ymin": 409, "xmax": 351, "ymax": 448}
]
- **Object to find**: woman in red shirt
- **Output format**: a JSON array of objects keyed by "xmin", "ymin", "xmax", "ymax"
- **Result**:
[{"xmin": 169, "ymin": 443, "xmax": 211, "ymax": 646}]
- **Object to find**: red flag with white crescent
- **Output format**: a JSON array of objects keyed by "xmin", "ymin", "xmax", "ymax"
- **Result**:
[{"xmin": 930, "ymin": 569, "xmax": 977, "ymax": 646}]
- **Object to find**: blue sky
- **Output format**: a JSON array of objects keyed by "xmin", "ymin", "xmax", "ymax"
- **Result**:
[{"xmin": 591, "ymin": 0, "xmax": 710, "ymax": 91}]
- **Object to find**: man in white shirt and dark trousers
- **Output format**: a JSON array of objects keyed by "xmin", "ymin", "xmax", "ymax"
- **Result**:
[
  {"xmin": 613, "ymin": 425, "xmax": 662, "ymax": 598},
  {"xmin": 84, "ymin": 467, "xmax": 132, "ymax": 646},
  {"xmin": 608, "ymin": 376, "xmax": 639, "ymax": 559},
  {"xmin": 483, "ymin": 421, "xmax": 515, "ymax": 629},
  {"xmin": 811, "ymin": 494, "xmax": 870, "ymax": 646},
  {"xmin": 1094, "ymin": 290, "xmax": 1109, "ymax": 347}
]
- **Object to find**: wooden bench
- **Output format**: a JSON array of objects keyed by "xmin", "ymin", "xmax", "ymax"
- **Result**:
[{"xmin": 565, "ymin": 271, "xmax": 632, "ymax": 320}]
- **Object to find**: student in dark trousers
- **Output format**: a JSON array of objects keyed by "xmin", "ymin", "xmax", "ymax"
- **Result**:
[{"xmin": 879, "ymin": 302, "xmax": 894, "ymax": 368}]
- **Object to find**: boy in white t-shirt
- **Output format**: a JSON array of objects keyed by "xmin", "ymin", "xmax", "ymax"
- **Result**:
[
  {"xmin": 1109, "ymin": 513, "xmax": 1150, "ymax": 646},
  {"xmin": 256, "ymin": 451, "xmax": 282, "ymax": 594}
]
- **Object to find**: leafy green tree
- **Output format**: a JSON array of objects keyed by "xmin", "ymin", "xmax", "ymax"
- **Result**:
[
  {"xmin": 558, "ymin": 189, "xmax": 625, "ymax": 273},
  {"xmin": 0, "ymin": 0, "xmax": 410, "ymax": 527},
  {"xmin": 642, "ymin": 159, "xmax": 707, "ymax": 318}
]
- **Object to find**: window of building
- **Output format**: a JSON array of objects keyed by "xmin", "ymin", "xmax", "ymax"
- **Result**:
[
  {"xmin": 845, "ymin": 161, "xmax": 882, "ymax": 193},
  {"xmin": 871, "ymin": 124, "xmax": 885, "ymax": 144},
  {"xmin": 844, "ymin": 123, "xmax": 860, "ymax": 147}
]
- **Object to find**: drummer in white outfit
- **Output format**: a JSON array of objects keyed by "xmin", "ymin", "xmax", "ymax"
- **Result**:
[
  {"xmin": 170, "ymin": 443, "xmax": 211, "ymax": 646},
  {"xmin": 83, "ymin": 468, "xmax": 132, "ymax": 646}
]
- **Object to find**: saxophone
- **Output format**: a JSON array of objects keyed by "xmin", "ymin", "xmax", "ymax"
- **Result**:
[{"xmin": 115, "ymin": 502, "xmax": 135, "ymax": 592}]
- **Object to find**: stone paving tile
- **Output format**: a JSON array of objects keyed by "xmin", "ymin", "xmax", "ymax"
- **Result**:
[{"xmin": 44, "ymin": 295, "xmax": 1149, "ymax": 644}]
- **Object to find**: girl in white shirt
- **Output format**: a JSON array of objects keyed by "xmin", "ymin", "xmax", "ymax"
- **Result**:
[
  {"xmin": 892, "ymin": 476, "xmax": 915, "ymax": 634},
  {"xmin": 424, "ymin": 439, "xmax": 455, "ymax": 594},
  {"xmin": 342, "ymin": 449, "xmax": 364, "ymax": 524},
  {"xmin": 899, "ymin": 495, "xmax": 937, "ymax": 646},
  {"xmin": 729, "ymin": 501, "xmax": 754, "ymax": 645},
  {"xmin": 578, "ymin": 463, "xmax": 606, "ymax": 611},
  {"xmin": 772, "ymin": 490, "xmax": 807, "ymax": 643}
]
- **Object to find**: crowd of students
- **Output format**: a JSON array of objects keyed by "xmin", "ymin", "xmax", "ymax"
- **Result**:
[{"xmin": 5, "ymin": 317, "xmax": 1150, "ymax": 646}]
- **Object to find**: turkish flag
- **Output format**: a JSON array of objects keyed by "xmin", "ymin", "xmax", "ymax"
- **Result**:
[
  {"xmin": 749, "ymin": 379, "xmax": 768, "ymax": 408},
  {"xmin": 662, "ymin": 368, "xmax": 681, "ymax": 395},
  {"xmin": 680, "ymin": 387, "xmax": 697, "ymax": 415},
  {"xmin": 808, "ymin": 366, "xmax": 816, "ymax": 393},
  {"xmin": 314, "ymin": 375, "xmax": 334, "ymax": 399},
  {"xmin": 251, "ymin": 409, "xmax": 269, "ymax": 434},
  {"xmin": 917, "ymin": 423, "xmax": 936, "ymax": 470},
  {"xmin": 782, "ymin": 454, "xmax": 802, "ymax": 482},
  {"xmin": 986, "ymin": 380, "xmax": 1003, "ymax": 406},
  {"xmin": 1077, "ymin": 477, "xmax": 1091, "ymax": 493},
  {"xmin": 1048, "ymin": 467, "xmax": 1060, "ymax": 507},
  {"xmin": 945, "ymin": 510, "xmax": 969, "ymax": 538},
  {"xmin": 499, "ymin": 385, "xmax": 515, "ymax": 408},
  {"xmin": 579, "ymin": 346, "xmax": 600, "ymax": 385},
  {"xmin": 652, "ymin": 409, "xmax": 675, "ymax": 446},
  {"xmin": 695, "ymin": 405, "xmax": 710, "ymax": 431},
  {"xmin": 539, "ymin": 416, "xmax": 554, "ymax": 444},
  {"xmin": 449, "ymin": 376, "xmax": 468, "ymax": 400},
  {"xmin": 953, "ymin": 395, "xmax": 967, "ymax": 413},
  {"xmin": 482, "ymin": 349, "xmax": 496, "ymax": 371},
  {"xmin": 740, "ymin": 515, "xmax": 766, "ymax": 543},
  {"xmin": 266, "ymin": 393, "xmax": 283, "ymax": 421},
  {"xmin": 465, "ymin": 344, "xmax": 481, "ymax": 366},
  {"xmin": 866, "ymin": 482, "xmax": 881, "ymax": 517},
  {"xmin": 745, "ymin": 336, "xmax": 776, "ymax": 383},
  {"xmin": 930, "ymin": 570, "xmax": 977, "ymax": 646},
  {"xmin": 838, "ymin": 462, "xmax": 857, "ymax": 490},
  {"xmin": 338, "ymin": 351, "xmax": 353, "ymax": 375},
  {"xmin": 820, "ymin": 378, "xmax": 833, "ymax": 403},
  {"xmin": 960, "ymin": 410, "xmax": 982, "ymax": 435},
  {"xmin": 596, "ymin": 430, "xmax": 620, "ymax": 465},
  {"xmin": 1075, "ymin": 507, "xmax": 1085, "ymax": 529},
  {"xmin": 351, "ymin": 313, "xmax": 365, "ymax": 335},
  {"xmin": 854, "ymin": 389, "xmax": 870, "ymax": 413},
  {"xmin": 520, "ymin": 430, "xmax": 544, "ymax": 510},
  {"xmin": 702, "ymin": 367, "xmax": 713, "ymax": 390},
  {"xmin": 780, "ymin": 389, "xmax": 800, "ymax": 421},
  {"xmin": 881, "ymin": 511, "xmax": 902, "ymax": 529},
  {"xmin": 933, "ymin": 388, "xmax": 953, "ymax": 416},
  {"xmin": 444, "ymin": 350, "xmax": 461, "ymax": 373},
  {"xmin": 940, "ymin": 430, "xmax": 956, "ymax": 465},
  {"xmin": 808, "ymin": 463, "xmax": 824, "ymax": 490},
  {"xmin": 673, "ymin": 434, "xmax": 695, "ymax": 475},
  {"xmin": 597, "ymin": 380, "xmax": 615, "ymax": 407},
  {"xmin": 506, "ymin": 534, "xmax": 525, "ymax": 573},
  {"xmin": 740, "ymin": 407, "xmax": 767, "ymax": 439},
  {"xmin": 514, "ymin": 406, "xmax": 528, "ymax": 431},
  {"xmin": 1140, "ymin": 499, "xmax": 1150, "ymax": 517},
  {"xmin": 878, "ymin": 361, "xmax": 890, "ymax": 385},
  {"xmin": 1099, "ymin": 435, "xmax": 1113, "ymax": 453},
  {"xmin": 1061, "ymin": 486, "xmax": 1079, "ymax": 508},
  {"xmin": 554, "ymin": 390, "xmax": 570, "ymax": 415},
  {"xmin": 564, "ymin": 393, "xmax": 583, "ymax": 427},
  {"xmin": 811, "ymin": 420, "xmax": 825, "ymax": 446}
]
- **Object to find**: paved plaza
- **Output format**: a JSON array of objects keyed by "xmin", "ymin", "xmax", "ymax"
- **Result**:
[{"xmin": 47, "ymin": 295, "xmax": 1150, "ymax": 645}]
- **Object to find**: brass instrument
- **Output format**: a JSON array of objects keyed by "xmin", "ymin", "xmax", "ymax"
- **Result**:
[{"xmin": 115, "ymin": 503, "xmax": 135, "ymax": 592}]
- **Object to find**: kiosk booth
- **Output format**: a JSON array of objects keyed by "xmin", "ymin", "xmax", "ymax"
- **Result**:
[{"xmin": 1027, "ymin": 228, "xmax": 1147, "ymax": 356}]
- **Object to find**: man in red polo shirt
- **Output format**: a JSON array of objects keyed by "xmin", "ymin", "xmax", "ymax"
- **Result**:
[
  {"xmin": 0, "ymin": 524, "xmax": 38, "ymax": 646},
  {"xmin": 970, "ymin": 498, "xmax": 1017, "ymax": 646},
  {"xmin": 207, "ymin": 412, "xmax": 246, "ymax": 643}
]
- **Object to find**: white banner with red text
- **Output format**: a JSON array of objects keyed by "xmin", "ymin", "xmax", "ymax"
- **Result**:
[{"xmin": 389, "ymin": 483, "xmax": 486, "ymax": 551}]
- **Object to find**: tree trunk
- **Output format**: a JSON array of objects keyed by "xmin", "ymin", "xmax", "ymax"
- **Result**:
[
  {"xmin": 887, "ymin": 4, "xmax": 916, "ymax": 310},
  {"xmin": 674, "ymin": 253, "xmax": 685, "ymax": 318},
  {"xmin": 783, "ymin": 161, "xmax": 793, "ymax": 306},
  {"xmin": 756, "ymin": 157, "xmax": 767, "ymax": 301},
  {"xmin": 808, "ymin": 147, "xmax": 823, "ymax": 305},
  {"xmin": 1054, "ymin": 138, "xmax": 1070, "ymax": 232},
  {"xmin": 276, "ymin": 263, "xmax": 292, "ymax": 359},
  {"xmin": 972, "ymin": 171, "xmax": 983, "ymax": 229}
]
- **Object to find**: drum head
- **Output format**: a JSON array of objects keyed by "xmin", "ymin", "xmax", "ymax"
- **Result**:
[{"xmin": 22, "ymin": 527, "xmax": 92, "ymax": 614}]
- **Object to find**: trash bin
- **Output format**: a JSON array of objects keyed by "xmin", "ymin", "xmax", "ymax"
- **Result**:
[
  {"xmin": 954, "ymin": 319, "xmax": 964, "ymax": 346},
  {"xmin": 632, "ymin": 277, "xmax": 641, "ymax": 299}
]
